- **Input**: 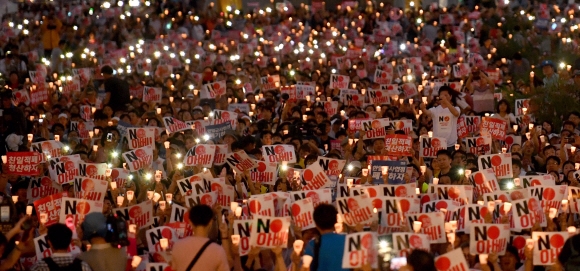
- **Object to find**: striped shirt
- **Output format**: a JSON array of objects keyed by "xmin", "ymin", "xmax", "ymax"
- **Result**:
[{"xmin": 31, "ymin": 253, "xmax": 93, "ymax": 271}]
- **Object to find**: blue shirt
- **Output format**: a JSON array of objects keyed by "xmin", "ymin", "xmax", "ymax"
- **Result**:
[{"xmin": 304, "ymin": 233, "xmax": 348, "ymax": 271}]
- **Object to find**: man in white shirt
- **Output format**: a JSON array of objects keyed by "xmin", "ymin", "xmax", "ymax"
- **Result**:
[{"xmin": 420, "ymin": 86, "xmax": 461, "ymax": 152}]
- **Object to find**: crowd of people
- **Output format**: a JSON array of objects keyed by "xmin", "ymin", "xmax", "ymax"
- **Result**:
[{"xmin": 0, "ymin": 0, "xmax": 579, "ymax": 270}]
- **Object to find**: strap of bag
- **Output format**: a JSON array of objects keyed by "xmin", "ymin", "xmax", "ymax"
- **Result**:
[
  {"xmin": 311, "ymin": 236, "xmax": 322, "ymax": 271},
  {"xmin": 185, "ymin": 240, "xmax": 213, "ymax": 271},
  {"xmin": 43, "ymin": 258, "xmax": 60, "ymax": 271}
]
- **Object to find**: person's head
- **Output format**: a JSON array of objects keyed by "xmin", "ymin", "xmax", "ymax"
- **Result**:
[
  {"xmin": 438, "ymin": 86, "xmax": 457, "ymax": 105},
  {"xmin": 81, "ymin": 213, "xmax": 107, "ymax": 242},
  {"xmin": 47, "ymin": 223, "xmax": 73, "ymax": 251},
  {"xmin": 451, "ymin": 150, "xmax": 467, "ymax": 167},
  {"xmin": 568, "ymin": 111, "xmax": 580, "ymax": 126},
  {"xmin": 496, "ymin": 99, "xmax": 511, "ymax": 114},
  {"xmin": 499, "ymin": 246, "xmax": 521, "ymax": 271},
  {"xmin": 436, "ymin": 150, "xmax": 452, "ymax": 170},
  {"xmin": 100, "ymin": 65, "xmax": 114, "ymax": 79},
  {"xmin": 541, "ymin": 60, "xmax": 555, "ymax": 77},
  {"xmin": 404, "ymin": 249, "xmax": 436, "ymax": 271},
  {"xmin": 312, "ymin": 203, "xmax": 338, "ymax": 231},
  {"xmin": 188, "ymin": 205, "xmax": 214, "ymax": 229},
  {"xmin": 512, "ymin": 159, "xmax": 522, "ymax": 177},
  {"xmin": 546, "ymin": 156, "xmax": 561, "ymax": 173}
]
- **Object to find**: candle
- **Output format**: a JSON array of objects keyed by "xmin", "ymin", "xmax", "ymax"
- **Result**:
[
  {"xmin": 131, "ymin": 256, "xmax": 142, "ymax": 268},
  {"xmin": 479, "ymin": 254, "xmax": 488, "ymax": 265},
  {"xmin": 11, "ymin": 196, "xmax": 18, "ymax": 203},
  {"xmin": 302, "ymin": 255, "xmax": 313, "ymax": 268},
  {"xmin": 26, "ymin": 206, "xmax": 33, "ymax": 215},
  {"xmin": 503, "ymin": 203, "xmax": 512, "ymax": 212},
  {"xmin": 231, "ymin": 234, "xmax": 241, "ymax": 245},
  {"xmin": 127, "ymin": 191, "xmax": 134, "ymax": 201},
  {"xmin": 40, "ymin": 212, "xmax": 48, "ymax": 224},
  {"xmin": 160, "ymin": 238, "xmax": 169, "ymax": 250},
  {"xmin": 231, "ymin": 202, "xmax": 239, "ymax": 211},
  {"xmin": 27, "ymin": 134, "xmax": 33, "ymax": 141},
  {"xmin": 433, "ymin": 178, "xmax": 439, "ymax": 185},
  {"xmin": 235, "ymin": 206, "xmax": 242, "ymax": 217},
  {"xmin": 413, "ymin": 221, "xmax": 422, "ymax": 232},
  {"xmin": 293, "ymin": 240, "xmax": 304, "ymax": 254},
  {"xmin": 1, "ymin": 155, "xmax": 6, "ymax": 164},
  {"xmin": 159, "ymin": 201, "xmax": 166, "ymax": 210},
  {"xmin": 117, "ymin": 196, "xmax": 124, "ymax": 206}
]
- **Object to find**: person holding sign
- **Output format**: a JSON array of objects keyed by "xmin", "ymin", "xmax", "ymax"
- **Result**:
[
  {"xmin": 78, "ymin": 213, "xmax": 128, "ymax": 271},
  {"xmin": 30, "ymin": 224, "xmax": 92, "ymax": 271},
  {"xmin": 303, "ymin": 204, "xmax": 348, "ymax": 271},
  {"xmin": 170, "ymin": 205, "xmax": 230, "ymax": 271},
  {"xmin": 420, "ymin": 86, "xmax": 461, "ymax": 151}
]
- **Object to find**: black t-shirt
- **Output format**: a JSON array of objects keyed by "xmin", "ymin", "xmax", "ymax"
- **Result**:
[
  {"xmin": 558, "ymin": 234, "xmax": 580, "ymax": 265},
  {"xmin": 104, "ymin": 77, "xmax": 130, "ymax": 112}
]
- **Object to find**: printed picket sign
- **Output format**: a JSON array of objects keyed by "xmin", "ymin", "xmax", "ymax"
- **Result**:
[
  {"xmin": 419, "ymin": 136, "xmax": 447, "ymax": 158},
  {"xmin": 374, "ymin": 69, "xmax": 393, "ymax": 84},
  {"xmin": 392, "ymin": 233, "xmax": 430, "ymax": 257},
  {"xmin": 30, "ymin": 140, "xmax": 65, "ymax": 162},
  {"xmin": 73, "ymin": 176, "xmax": 108, "ymax": 202},
  {"xmin": 78, "ymin": 162, "xmax": 108, "ymax": 181},
  {"xmin": 70, "ymin": 121, "xmax": 94, "ymax": 139},
  {"xmin": 145, "ymin": 226, "xmax": 177, "ymax": 253},
  {"xmin": 316, "ymin": 101, "xmax": 339, "ymax": 115},
  {"xmin": 5, "ymin": 152, "xmax": 41, "ymax": 176},
  {"xmin": 249, "ymin": 216, "xmax": 291, "ymax": 248},
  {"xmin": 384, "ymin": 134, "xmax": 412, "ymax": 157},
  {"xmin": 127, "ymin": 127, "xmax": 156, "ymax": 149},
  {"xmin": 225, "ymin": 151, "xmax": 258, "ymax": 174},
  {"xmin": 464, "ymin": 135, "xmax": 492, "ymax": 155},
  {"xmin": 478, "ymin": 153, "xmax": 512, "ymax": 179},
  {"xmin": 280, "ymin": 86, "xmax": 297, "ymax": 102},
  {"xmin": 469, "ymin": 224, "xmax": 510, "ymax": 255},
  {"xmin": 521, "ymin": 175, "xmax": 555, "ymax": 188},
  {"xmin": 342, "ymin": 232, "xmax": 378, "ymax": 269},
  {"xmin": 296, "ymin": 84, "xmax": 315, "ymax": 100},
  {"xmin": 163, "ymin": 117, "xmax": 190, "ymax": 134},
  {"xmin": 336, "ymin": 194, "xmax": 375, "ymax": 226},
  {"xmin": 289, "ymin": 189, "xmax": 332, "ymax": 207},
  {"xmin": 122, "ymin": 145, "xmax": 154, "ymax": 172},
  {"xmin": 407, "ymin": 212, "xmax": 446, "ymax": 243},
  {"xmin": 111, "ymin": 168, "xmax": 130, "ymax": 188},
  {"xmin": 300, "ymin": 163, "xmax": 332, "ymax": 190},
  {"xmin": 468, "ymin": 168, "xmax": 500, "ymax": 198},
  {"xmin": 482, "ymin": 191, "xmax": 510, "ymax": 203},
  {"xmin": 249, "ymin": 160, "xmax": 278, "ymax": 185},
  {"xmin": 421, "ymin": 200, "xmax": 462, "ymax": 214},
  {"xmin": 187, "ymin": 120, "xmax": 208, "ymax": 135},
  {"xmin": 317, "ymin": 157, "xmax": 346, "ymax": 177},
  {"xmin": 528, "ymin": 185, "xmax": 567, "ymax": 212},
  {"xmin": 205, "ymin": 122, "xmax": 232, "ymax": 139},
  {"xmin": 183, "ymin": 144, "xmax": 216, "ymax": 168},
  {"xmin": 114, "ymin": 200, "xmax": 153, "ymax": 230},
  {"xmin": 59, "ymin": 197, "xmax": 103, "ymax": 226},
  {"xmin": 569, "ymin": 186, "xmax": 580, "ymax": 201},
  {"xmin": 34, "ymin": 192, "xmax": 67, "ymax": 226},
  {"xmin": 48, "ymin": 155, "xmax": 81, "ymax": 185},
  {"xmin": 369, "ymin": 160, "xmax": 409, "ymax": 184},
  {"xmin": 430, "ymin": 185, "xmax": 473, "ymax": 205},
  {"xmin": 227, "ymin": 103, "xmax": 250, "ymax": 114},
  {"xmin": 185, "ymin": 191, "xmax": 217, "ymax": 207},
  {"xmin": 515, "ymin": 99, "xmax": 531, "ymax": 116},
  {"xmin": 455, "ymin": 204, "xmax": 490, "ymax": 233},
  {"xmin": 291, "ymin": 198, "xmax": 315, "ymax": 230},
  {"xmin": 434, "ymin": 248, "xmax": 470, "ymax": 271},
  {"xmin": 502, "ymin": 135, "xmax": 521, "ymax": 150},
  {"xmin": 210, "ymin": 180, "xmax": 235, "ymax": 208},
  {"xmin": 28, "ymin": 176, "xmax": 62, "ymax": 202},
  {"xmin": 213, "ymin": 144, "xmax": 229, "ymax": 165},
  {"xmin": 330, "ymin": 74, "xmax": 350, "ymax": 89},
  {"xmin": 169, "ymin": 204, "xmax": 189, "ymax": 225},
  {"xmin": 12, "ymin": 89, "xmax": 30, "ymax": 106},
  {"xmin": 248, "ymin": 194, "xmax": 275, "ymax": 216},
  {"xmin": 379, "ymin": 84, "xmax": 400, "ymax": 96},
  {"xmin": 200, "ymin": 81, "xmax": 226, "ymax": 98},
  {"xmin": 377, "ymin": 197, "xmax": 420, "ymax": 231},
  {"xmin": 212, "ymin": 110, "xmax": 238, "ymax": 130},
  {"xmin": 348, "ymin": 118, "xmax": 373, "ymax": 133},
  {"xmin": 261, "ymin": 144, "xmax": 296, "ymax": 163},
  {"xmin": 233, "ymin": 219, "xmax": 253, "ymax": 256},
  {"xmin": 364, "ymin": 183, "xmax": 418, "ymax": 198},
  {"xmin": 532, "ymin": 232, "xmax": 569, "ymax": 265},
  {"xmin": 480, "ymin": 117, "xmax": 507, "ymax": 140},
  {"xmin": 387, "ymin": 119, "xmax": 413, "ymax": 135},
  {"xmin": 361, "ymin": 118, "xmax": 391, "ymax": 139},
  {"xmin": 143, "ymin": 87, "xmax": 162, "ymax": 103},
  {"xmin": 457, "ymin": 116, "xmax": 481, "ymax": 137},
  {"xmin": 511, "ymin": 198, "xmax": 546, "ymax": 231},
  {"xmin": 367, "ymin": 88, "xmax": 391, "ymax": 104},
  {"xmin": 260, "ymin": 75, "xmax": 280, "ymax": 91},
  {"xmin": 34, "ymin": 234, "xmax": 81, "ymax": 260}
]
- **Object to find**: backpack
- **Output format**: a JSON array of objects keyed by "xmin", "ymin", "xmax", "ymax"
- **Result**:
[{"xmin": 43, "ymin": 258, "xmax": 83, "ymax": 271}]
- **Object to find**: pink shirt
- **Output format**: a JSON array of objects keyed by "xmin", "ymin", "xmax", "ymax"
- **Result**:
[{"xmin": 170, "ymin": 236, "xmax": 229, "ymax": 271}]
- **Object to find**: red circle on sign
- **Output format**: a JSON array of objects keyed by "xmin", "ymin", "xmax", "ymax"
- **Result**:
[
  {"xmin": 257, "ymin": 162, "xmax": 267, "ymax": 172},
  {"xmin": 329, "ymin": 160, "xmax": 338, "ymax": 170},
  {"xmin": 161, "ymin": 228, "xmax": 173, "ymax": 239},
  {"xmin": 361, "ymin": 234, "xmax": 373, "ymax": 249},
  {"xmin": 275, "ymin": 145, "xmax": 285, "ymax": 154},
  {"xmin": 491, "ymin": 155, "xmax": 502, "ymax": 167},
  {"xmin": 137, "ymin": 129, "xmax": 146, "ymax": 138},
  {"xmin": 372, "ymin": 198, "xmax": 382, "ymax": 209},
  {"xmin": 303, "ymin": 169, "xmax": 313, "ymax": 181},
  {"xmin": 435, "ymin": 201, "xmax": 448, "ymax": 210},
  {"xmin": 129, "ymin": 206, "xmax": 142, "ymax": 217},
  {"xmin": 270, "ymin": 219, "xmax": 283, "ymax": 233},
  {"xmin": 476, "ymin": 137, "xmax": 485, "ymax": 146},
  {"xmin": 511, "ymin": 191, "xmax": 525, "ymax": 200},
  {"xmin": 435, "ymin": 257, "xmax": 451, "ymax": 271},
  {"xmin": 431, "ymin": 138, "xmax": 441, "ymax": 149},
  {"xmin": 550, "ymin": 234, "xmax": 565, "ymax": 248},
  {"xmin": 367, "ymin": 188, "xmax": 377, "ymax": 197},
  {"xmin": 505, "ymin": 136, "xmax": 514, "ymax": 145},
  {"xmin": 111, "ymin": 169, "xmax": 120, "ymax": 179},
  {"xmin": 135, "ymin": 149, "xmax": 147, "ymax": 158},
  {"xmin": 399, "ymin": 199, "xmax": 411, "ymax": 212},
  {"xmin": 543, "ymin": 188, "xmax": 556, "ymax": 200},
  {"xmin": 222, "ymin": 112, "xmax": 230, "ymax": 120},
  {"xmin": 474, "ymin": 172, "xmax": 485, "ymax": 185},
  {"xmin": 292, "ymin": 205, "xmax": 301, "ymax": 217},
  {"xmin": 487, "ymin": 226, "xmax": 500, "ymax": 240},
  {"xmin": 338, "ymin": 76, "xmax": 344, "ymax": 82},
  {"xmin": 395, "ymin": 186, "xmax": 407, "ymax": 197},
  {"xmin": 196, "ymin": 145, "xmax": 206, "ymax": 155},
  {"xmin": 448, "ymin": 187, "xmax": 461, "ymax": 199},
  {"xmin": 76, "ymin": 202, "xmax": 91, "ymax": 215},
  {"xmin": 347, "ymin": 198, "xmax": 360, "ymax": 211},
  {"xmin": 249, "ymin": 200, "xmax": 261, "ymax": 213},
  {"xmin": 512, "ymin": 236, "xmax": 526, "ymax": 249}
]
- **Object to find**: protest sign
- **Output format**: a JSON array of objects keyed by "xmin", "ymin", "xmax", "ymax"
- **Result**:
[
  {"xmin": 532, "ymin": 232, "xmax": 569, "ymax": 265},
  {"xmin": 336, "ymin": 194, "xmax": 375, "ymax": 226},
  {"xmin": 419, "ymin": 136, "xmax": 447, "ymax": 158},
  {"xmin": 478, "ymin": 153, "xmax": 512, "ymax": 179},
  {"xmin": 122, "ymin": 146, "xmax": 154, "ymax": 172},
  {"xmin": 59, "ymin": 197, "xmax": 103, "ymax": 226},
  {"xmin": 34, "ymin": 192, "xmax": 67, "ymax": 226},
  {"xmin": 342, "ymin": 232, "xmax": 378, "ymax": 269},
  {"xmin": 469, "ymin": 224, "xmax": 510, "ymax": 255},
  {"xmin": 434, "ymin": 248, "xmax": 469, "ymax": 271},
  {"xmin": 392, "ymin": 233, "xmax": 430, "ymax": 257},
  {"xmin": 261, "ymin": 144, "xmax": 296, "ymax": 163},
  {"xmin": 249, "ymin": 216, "xmax": 291, "ymax": 248},
  {"xmin": 291, "ymin": 198, "xmax": 315, "ymax": 230},
  {"xmin": 183, "ymin": 144, "xmax": 216, "ymax": 168},
  {"xmin": 114, "ymin": 200, "xmax": 154, "ymax": 230}
]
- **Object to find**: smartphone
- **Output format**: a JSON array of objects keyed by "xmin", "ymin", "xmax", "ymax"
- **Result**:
[
  {"xmin": 39, "ymin": 119, "xmax": 43, "ymax": 124},
  {"xmin": 107, "ymin": 133, "xmax": 113, "ymax": 142},
  {"xmin": 566, "ymin": 137, "xmax": 575, "ymax": 143},
  {"xmin": 391, "ymin": 257, "xmax": 407, "ymax": 271}
]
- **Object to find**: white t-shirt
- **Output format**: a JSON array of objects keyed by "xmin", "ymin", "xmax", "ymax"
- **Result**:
[{"xmin": 429, "ymin": 105, "xmax": 460, "ymax": 147}]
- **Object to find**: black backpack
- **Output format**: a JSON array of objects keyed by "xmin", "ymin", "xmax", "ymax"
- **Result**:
[{"xmin": 43, "ymin": 258, "xmax": 83, "ymax": 271}]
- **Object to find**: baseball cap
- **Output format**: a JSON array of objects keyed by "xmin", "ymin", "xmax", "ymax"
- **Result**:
[
  {"xmin": 81, "ymin": 213, "xmax": 107, "ymax": 240},
  {"xmin": 58, "ymin": 113, "xmax": 68, "ymax": 119},
  {"xmin": 540, "ymin": 60, "xmax": 555, "ymax": 68}
]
